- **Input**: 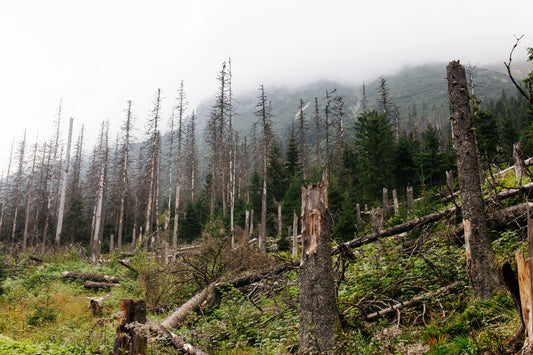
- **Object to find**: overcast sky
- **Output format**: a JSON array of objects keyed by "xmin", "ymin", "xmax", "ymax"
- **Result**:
[{"xmin": 0, "ymin": 0, "xmax": 531, "ymax": 170}]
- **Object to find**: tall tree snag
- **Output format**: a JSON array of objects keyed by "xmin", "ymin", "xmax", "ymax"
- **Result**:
[
  {"xmin": 299, "ymin": 176, "xmax": 340, "ymax": 353},
  {"xmin": 447, "ymin": 60, "xmax": 500, "ymax": 299}
]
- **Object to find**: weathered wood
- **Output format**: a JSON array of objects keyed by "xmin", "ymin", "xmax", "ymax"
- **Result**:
[
  {"xmin": 406, "ymin": 185, "xmax": 414, "ymax": 211},
  {"xmin": 62, "ymin": 271, "xmax": 122, "ymax": 283},
  {"xmin": 514, "ymin": 142, "xmax": 528, "ymax": 185},
  {"xmin": 113, "ymin": 299, "xmax": 147, "ymax": 355},
  {"xmin": 363, "ymin": 282, "xmax": 461, "ymax": 321},
  {"xmin": 447, "ymin": 60, "xmax": 500, "ymax": 299},
  {"xmin": 383, "ymin": 187, "xmax": 389, "ymax": 214},
  {"xmin": 84, "ymin": 281, "xmax": 120, "ymax": 290},
  {"xmin": 292, "ymin": 210, "xmax": 298, "ymax": 258},
  {"xmin": 299, "ymin": 177, "xmax": 340, "ymax": 353},
  {"xmin": 516, "ymin": 250, "xmax": 533, "ymax": 350},
  {"xmin": 89, "ymin": 292, "xmax": 112, "ymax": 316},
  {"xmin": 370, "ymin": 207, "xmax": 385, "ymax": 233},
  {"xmin": 161, "ymin": 282, "xmax": 217, "ymax": 329},
  {"xmin": 147, "ymin": 318, "xmax": 208, "ymax": 355},
  {"xmin": 392, "ymin": 189, "xmax": 399, "ymax": 215}
]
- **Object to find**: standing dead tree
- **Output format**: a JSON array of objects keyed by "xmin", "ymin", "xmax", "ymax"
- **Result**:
[
  {"xmin": 55, "ymin": 117, "xmax": 73, "ymax": 246},
  {"xmin": 447, "ymin": 60, "xmax": 501, "ymax": 299},
  {"xmin": 299, "ymin": 174, "xmax": 340, "ymax": 353}
]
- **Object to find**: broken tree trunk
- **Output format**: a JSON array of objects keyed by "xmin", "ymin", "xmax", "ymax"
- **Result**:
[
  {"xmin": 514, "ymin": 142, "xmax": 528, "ymax": 185},
  {"xmin": 299, "ymin": 177, "xmax": 340, "ymax": 353},
  {"xmin": 62, "ymin": 271, "xmax": 122, "ymax": 283},
  {"xmin": 516, "ymin": 249, "xmax": 533, "ymax": 352},
  {"xmin": 407, "ymin": 185, "xmax": 414, "ymax": 211},
  {"xmin": 161, "ymin": 282, "xmax": 217, "ymax": 329},
  {"xmin": 148, "ymin": 318, "xmax": 208, "ymax": 355},
  {"xmin": 84, "ymin": 281, "xmax": 120, "ymax": 290},
  {"xmin": 113, "ymin": 299, "xmax": 147, "ymax": 355},
  {"xmin": 363, "ymin": 282, "xmax": 461, "ymax": 321},
  {"xmin": 292, "ymin": 210, "xmax": 298, "ymax": 258},
  {"xmin": 447, "ymin": 60, "xmax": 500, "ymax": 299},
  {"xmin": 90, "ymin": 292, "xmax": 112, "ymax": 316}
]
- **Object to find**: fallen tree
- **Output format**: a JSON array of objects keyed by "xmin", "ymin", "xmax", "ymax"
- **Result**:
[
  {"xmin": 147, "ymin": 318, "xmax": 208, "ymax": 355},
  {"xmin": 361, "ymin": 282, "xmax": 462, "ymax": 321},
  {"xmin": 84, "ymin": 281, "xmax": 120, "ymax": 290},
  {"xmin": 62, "ymin": 271, "xmax": 122, "ymax": 283},
  {"xmin": 161, "ymin": 282, "xmax": 217, "ymax": 329}
]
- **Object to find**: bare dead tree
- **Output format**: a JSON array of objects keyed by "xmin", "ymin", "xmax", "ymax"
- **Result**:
[
  {"xmin": 447, "ymin": 60, "xmax": 501, "ymax": 299},
  {"xmin": 255, "ymin": 85, "xmax": 272, "ymax": 253},
  {"xmin": 504, "ymin": 35, "xmax": 533, "ymax": 105},
  {"xmin": 23, "ymin": 138, "xmax": 39, "ymax": 250},
  {"xmin": 42, "ymin": 103, "xmax": 62, "ymax": 251},
  {"xmin": 0, "ymin": 138, "xmax": 14, "ymax": 239},
  {"xmin": 297, "ymin": 99, "xmax": 309, "ymax": 180},
  {"xmin": 117, "ymin": 101, "xmax": 133, "ymax": 252},
  {"xmin": 143, "ymin": 89, "xmax": 162, "ymax": 250},
  {"xmin": 10, "ymin": 131, "xmax": 26, "ymax": 248},
  {"xmin": 172, "ymin": 81, "xmax": 187, "ymax": 257},
  {"xmin": 91, "ymin": 121, "xmax": 109, "ymax": 263},
  {"xmin": 55, "ymin": 117, "xmax": 74, "ymax": 246}
]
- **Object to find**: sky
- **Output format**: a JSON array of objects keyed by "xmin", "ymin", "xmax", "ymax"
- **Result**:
[{"xmin": 0, "ymin": 0, "xmax": 531, "ymax": 171}]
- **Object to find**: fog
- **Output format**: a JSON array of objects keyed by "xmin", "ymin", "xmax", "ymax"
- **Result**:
[{"xmin": 0, "ymin": 0, "xmax": 531, "ymax": 168}]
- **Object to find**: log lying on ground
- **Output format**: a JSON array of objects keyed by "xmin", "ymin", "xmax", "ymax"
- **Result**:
[
  {"xmin": 363, "ymin": 282, "xmax": 462, "ymax": 321},
  {"xmin": 147, "ymin": 318, "xmax": 208, "ymax": 355},
  {"xmin": 334, "ymin": 206, "xmax": 459, "ymax": 254},
  {"xmin": 89, "ymin": 292, "xmax": 112, "ymax": 315},
  {"xmin": 84, "ymin": 281, "xmax": 120, "ymax": 290},
  {"xmin": 335, "ymin": 184, "xmax": 533, "ymax": 255},
  {"xmin": 62, "ymin": 271, "xmax": 122, "ymax": 283},
  {"xmin": 161, "ymin": 282, "xmax": 217, "ymax": 329}
]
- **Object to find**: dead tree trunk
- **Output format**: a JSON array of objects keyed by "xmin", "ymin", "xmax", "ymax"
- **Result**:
[
  {"xmin": 113, "ymin": 299, "xmax": 147, "ymax": 355},
  {"xmin": 392, "ymin": 189, "xmax": 399, "ymax": 215},
  {"xmin": 55, "ymin": 117, "xmax": 73, "ymax": 246},
  {"xmin": 299, "ymin": 176, "xmax": 340, "ymax": 353},
  {"xmin": 292, "ymin": 210, "xmax": 298, "ymax": 258},
  {"xmin": 514, "ymin": 142, "xmax": 528, "ymax": 185},
  {"xmin": 406, "ymin": 185, "xmax": 414, "ymax": 212},
  {"xmin": 161, "ymin": 283, "xmax": 216, "ymax": 329},
  {"xmin": 383, "ymin": 187, "xmax": 389, "ymax": 214},
  {"xmin": 447, "ymin": 60, "xmax": 500, "ymax": 299}
]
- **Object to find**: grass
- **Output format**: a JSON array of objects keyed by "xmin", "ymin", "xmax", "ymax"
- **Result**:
[{"xmin": 0, "ymin": 164, "xmax": 530, "ymax": 353}]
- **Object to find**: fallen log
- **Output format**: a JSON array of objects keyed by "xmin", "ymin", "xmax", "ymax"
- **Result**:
[
  {"xmin": 161, "ymin": 282, "xmax": 217, "ymax": 329},
  {"xmin": 362, "ymin": 282, "xmax": 462, "ymax": 321},
  {"xmin": 62, "ymin": 271, "xmax": 122, "ymax": 283},
  {"xmin": 84, "ymin": 281, "xmax": 120, "ymax": 290},
  {"xmin": 334, "ymin": 206, "xmax": 459, "ymax": 254},
  {"xmin": 89, "ymin": 292, "xmax": 112, "ymax": 315},
  {"xmin": 147, "ymin": 318, "xmax": 208, "ymax": 355},
  {"xmin": 118, "ymin": 259, "xmax": 138, "ymax": 274}
]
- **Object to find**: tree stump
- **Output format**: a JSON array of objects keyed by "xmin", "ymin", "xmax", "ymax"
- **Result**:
[
  {"xmin": 113, "ymin": 299, "xmax": 147, "ymax": 355},
  {"xmin": 298, "ymin": 176, "xmax": 340, "ymax": 353}
]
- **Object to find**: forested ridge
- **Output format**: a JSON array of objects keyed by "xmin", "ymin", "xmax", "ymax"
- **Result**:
[{"xmin": 1, "ymin": 47, "xmax": 533, "ymax": 354}]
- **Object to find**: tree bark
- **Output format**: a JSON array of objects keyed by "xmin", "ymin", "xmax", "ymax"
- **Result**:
[
  {"xmin": 147, "ymin": 318, "xmax": 208, "ymax": 355},
  {"xmin": 84, "ymin": 281, "xmax": 120, "ymax": 290},
  {"xmin": 161, "ymin": 282, "xmax": 217, "ymax": 329},
  {"xmin": 113, "ymin": 299, "xmax": 147, "ymax": 355},
  {"xmin": 292, "ymin": 210, "xmax": 298, "ymax": 258},
  {"xmin": 514, "ymin": 142, "xmax": 528, "ymax": 185},
  {"xmin": 62, "ymin": 271, "xmax": 122, "ymax": 283},
  {"xmin": 447, "ymin": 60, "xmax": 500, "ymax": 299},
  {"xmin": 55, "ymin": 117, "xmax": 73, "ymax": 246},
  {"xmin": 299, "ymin": 177, "xmax": 340, "ymax": 353}
]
